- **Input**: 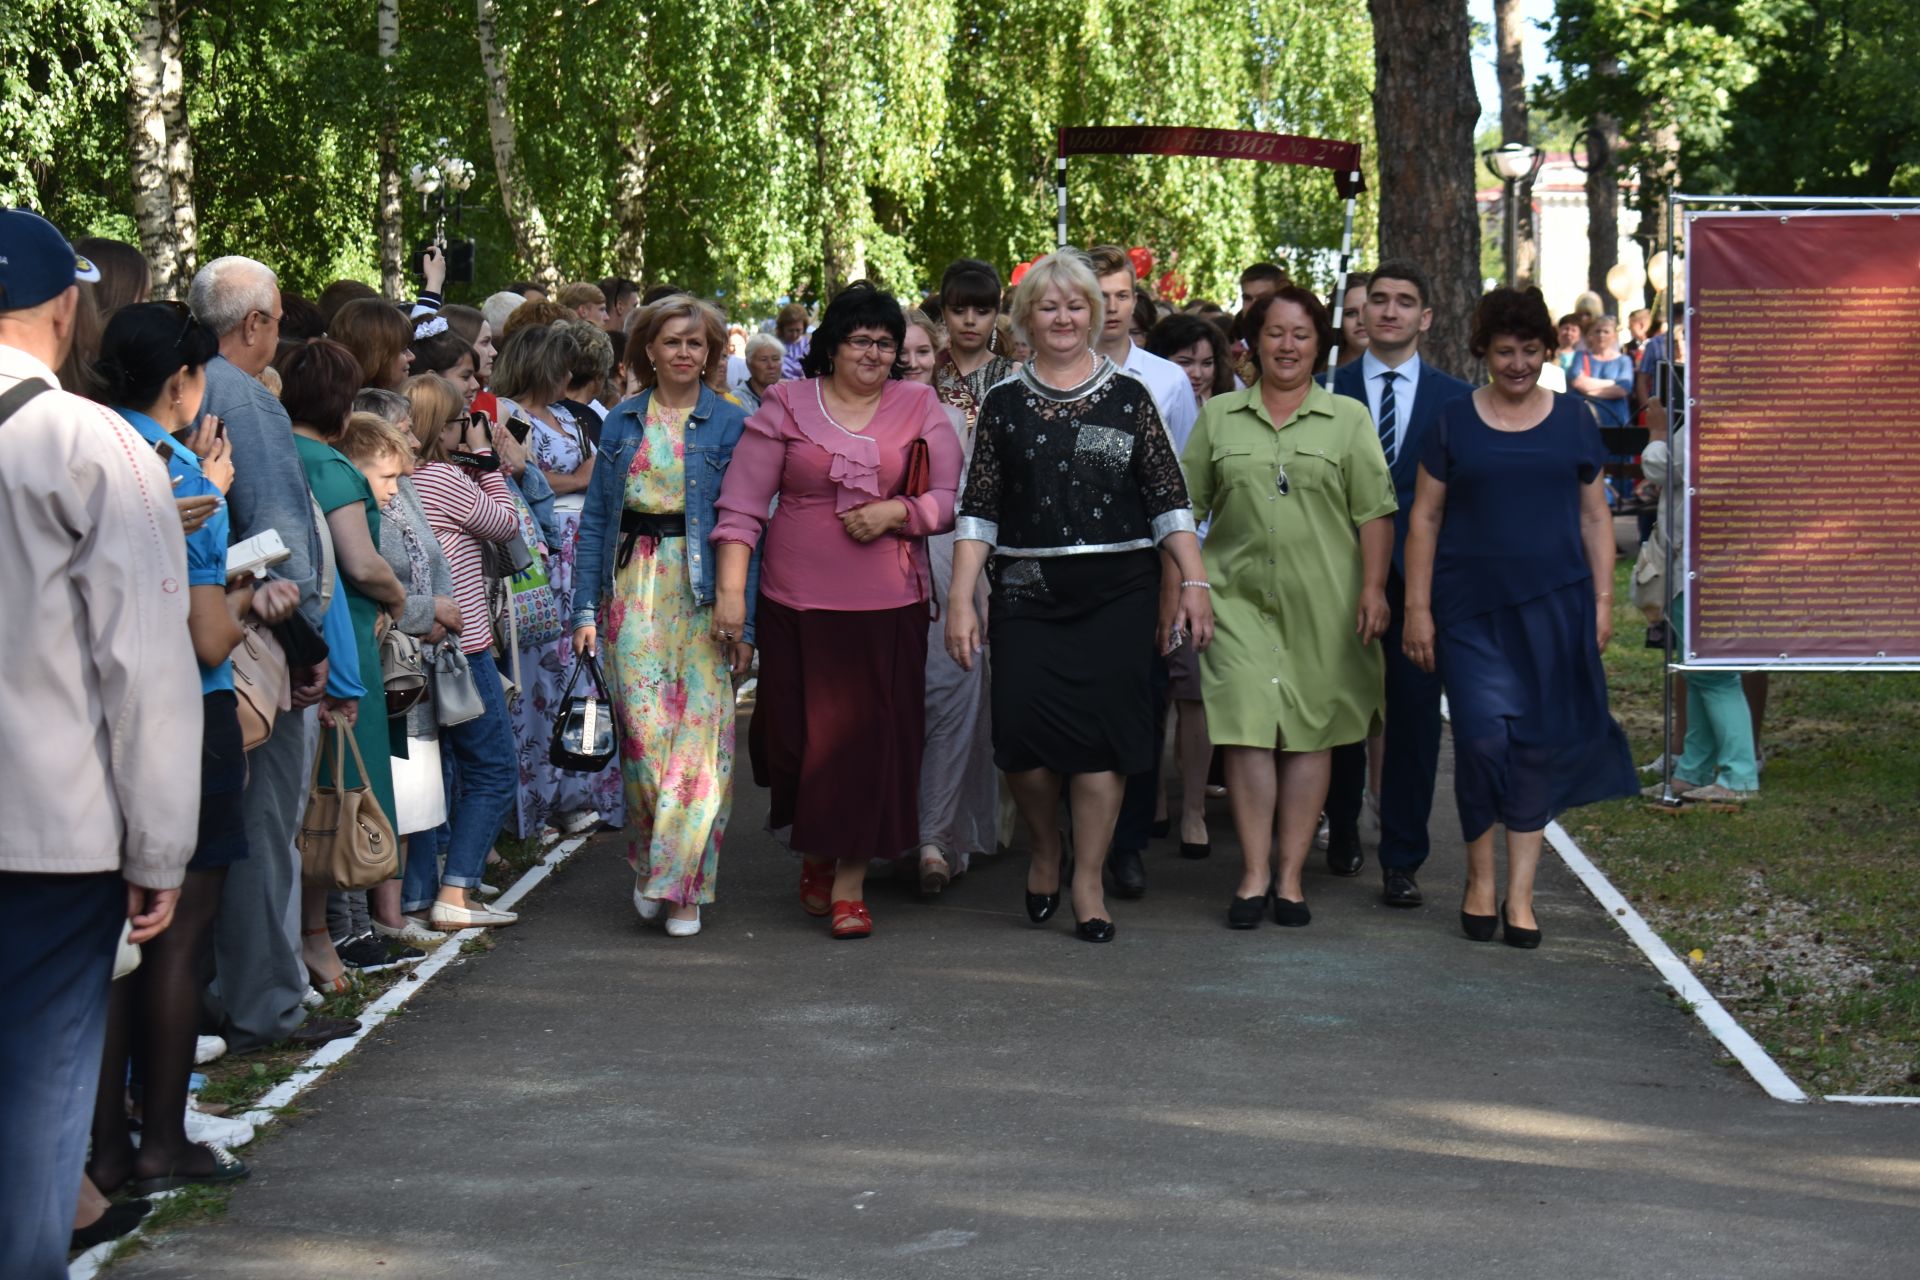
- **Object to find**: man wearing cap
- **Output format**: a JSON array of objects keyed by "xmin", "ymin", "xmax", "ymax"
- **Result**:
[
  {"xmin": 0, "ymin": 209, "xmax": 199, "ymax": 1278},
  {"xmin": 187, "ymin": 255, "xmax": 358, "ymax": 1053}
]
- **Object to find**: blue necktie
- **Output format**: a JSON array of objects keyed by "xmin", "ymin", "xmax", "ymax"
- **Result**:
[{"xmin": 1376, "ymin": 370, "xmax": 1399, "ymax": 466}]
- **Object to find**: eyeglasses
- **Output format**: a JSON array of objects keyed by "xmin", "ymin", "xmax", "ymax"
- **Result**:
[
  {"xmin": 250, "ymin": 308, "xmax": 283, "ymax": 327},
  {"xmin": 159, "ymin": 299, "xmax": 194, "ymax": 347},
  {"xmin": 841, "ymin": 336, "xmax": 899, "ymax": 356}
]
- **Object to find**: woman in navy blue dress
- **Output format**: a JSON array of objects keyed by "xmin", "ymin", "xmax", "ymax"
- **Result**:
[{"xmin": 1401, "ymin": 288, "xmax": 1636, "ymax": 949}]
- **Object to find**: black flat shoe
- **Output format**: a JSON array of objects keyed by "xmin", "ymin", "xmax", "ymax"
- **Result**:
[
  {"xmin": 71, "ymin": 1199, "xmax": 151, "ymax": 1251},
  {"xmin": 1075, "ymin": 917, "xmax": 1116, "ymax": 943},
  {"xmin": 1272, "ymin": 896, "xmax": 1311, "ymax": 927},
  {"xmin": 1227, "ymin": 887, "xmax": 1271, "ymax": 929},
  {"xmin": 1107, "ymin": 845, "xmax": 1147, "ymax": 899},
  {"xmin": 1501, "ymin": 901, "xmax": 1542, "ymax": 949},
  {"xmin": 1025, "ymin": 890, "xmax": 1059, "ymax": 924},
  {"xmin": 1148, "ymin": 818, "xmax": 1171, "ymax": 839},
  {"xmin": 1460, "ymin": 909, "xmax": 1499, "ymax": 942},
  {"xmin": 1179, "ymin": 841, "xmax": 1211, "ymax": 860}
]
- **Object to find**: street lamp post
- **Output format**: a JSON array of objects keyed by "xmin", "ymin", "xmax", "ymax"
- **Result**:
[{"xmin": 1482, "ymin": 142, "xmax": 1545, "ymax": 288}]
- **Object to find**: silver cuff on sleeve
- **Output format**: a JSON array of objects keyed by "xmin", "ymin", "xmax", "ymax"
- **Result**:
[
  {"xmin": 954, "ymin": 516, "xmax": 999, "ymax": 546},
  {"xmin": 1150, "ymin": 508, "xmax": 1199, "ymax": 544}
]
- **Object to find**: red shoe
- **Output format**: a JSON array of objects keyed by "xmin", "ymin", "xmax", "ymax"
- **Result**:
[
  {"xmin": 830, "ymin": 899, "xmax": 872, "ymax": 940},
  {"xmin": 799, "ymin": 858, "xmax": 833, "ymax": 918}
]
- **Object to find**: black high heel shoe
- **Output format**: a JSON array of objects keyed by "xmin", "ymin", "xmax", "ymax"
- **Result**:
[
  {"xmin": 1501, "ymin": 901, "xmax": 1542, "ymax": 950},
  {"xmin": 1026, "ymin": 850, "xmax": 1070, "ymax": 924},
  {"xmin": 1227, "ymin": 884, "xmax": 1272, "ymax": 930},
  {"xmin": 1074, "ymin": 915, "xmax": 1116, "ymax": 943},
  {"xmin": 1271, "ymin": 895, "xmax": 1311, "ymax": 927}
]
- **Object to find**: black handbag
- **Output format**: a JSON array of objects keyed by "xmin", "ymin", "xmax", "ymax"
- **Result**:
[{"xmin": 548, "ymin": 653, "xmax": 619, "ymax": 772}]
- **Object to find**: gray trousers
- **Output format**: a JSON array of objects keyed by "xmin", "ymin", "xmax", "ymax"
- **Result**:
[{"xmin": 211, "ymin": 706, "xmax": 317, "ymax": 1051}]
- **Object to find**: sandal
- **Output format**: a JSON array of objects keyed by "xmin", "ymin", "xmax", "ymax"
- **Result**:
[
  {"xmin": 129, "ymin": 1142, "xmax": 251, "ymax": 1195},
  {"xmin": 302, "ymin": 927, "xmax": 356, "ymax": 996},
  {"xmin": 830, "ymin": 900, "xmax": 872, "ymax": 940},
  {"xmin": 799, "ymin": 858, "xmax": 834, "ymax": 918},
  {"xmin": 918, "ymin": 845, "xmax": 951, "ymax": 896}
]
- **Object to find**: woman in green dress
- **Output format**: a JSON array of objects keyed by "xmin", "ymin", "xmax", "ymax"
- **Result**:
[
  {"xmin": 1182, "ymin": 287, "xmax": 1396, "ymax": 930},
  {"xmin": 277, "ymin": 339, "xmax": 409, "ymax": 989}
]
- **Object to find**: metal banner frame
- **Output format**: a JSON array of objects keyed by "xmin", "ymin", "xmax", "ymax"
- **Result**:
[{"xmin": 1054, "ymin": 126, "xmax": 1366, "ymax": 364}]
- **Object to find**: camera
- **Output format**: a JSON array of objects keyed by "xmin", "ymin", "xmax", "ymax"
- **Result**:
[{"xmin": 410, "ymin": 239, "xmax": 476, "ymax": 285}]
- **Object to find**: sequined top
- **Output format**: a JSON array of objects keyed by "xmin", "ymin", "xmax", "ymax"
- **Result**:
[
  {"xmin": 933, "ymin": 350, "xmax": 1018, "ymax": 437},
  {"xmin": 956, "ymin": 356, "xmax": 1196, "ymax": 557}
]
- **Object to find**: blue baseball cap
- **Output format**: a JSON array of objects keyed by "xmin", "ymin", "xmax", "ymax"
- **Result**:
[{"xmin": 0, "ymin": 209, "xmax": 103, "ymax": 312}]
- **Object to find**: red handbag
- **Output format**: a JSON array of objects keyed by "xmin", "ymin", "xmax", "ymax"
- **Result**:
[{"xmin": 903, "ymin": 436, "xmax": 931, "ymax": 498}]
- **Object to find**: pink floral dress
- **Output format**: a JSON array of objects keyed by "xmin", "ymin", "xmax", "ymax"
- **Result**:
[{"xmin": 603, "ymin": 403, "xmax": 734, "ymax": 904}]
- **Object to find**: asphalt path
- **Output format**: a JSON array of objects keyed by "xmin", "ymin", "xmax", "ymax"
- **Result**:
[{"xmin": 110, "ymin": 745, "xmax": 1920, "ymax": 1279}]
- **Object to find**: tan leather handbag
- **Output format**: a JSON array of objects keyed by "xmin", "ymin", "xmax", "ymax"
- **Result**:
[
  {"xmin": 231, "ymin": 621, "xmax": 289, "ymax": 751},
  {"xmin": 298, "ymin": 724, "xmax": 398, "ymax": 889}
]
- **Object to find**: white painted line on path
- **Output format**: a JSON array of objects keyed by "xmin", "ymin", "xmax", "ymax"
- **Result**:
[
  {"xmin": 1822, "ymin": 1094, "xmax": 1920, "ymax": 1106},
  {"xmin": 1543, "ymin": 820, "xmax": 1809, "ymax": 1104},
  {"xmin": 69, "ymin": 834, "xmax": 590, "ymax": 1279}
]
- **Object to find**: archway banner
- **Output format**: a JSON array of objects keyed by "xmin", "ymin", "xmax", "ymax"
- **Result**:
[{"xmin": 1056, "ymin": 127, "xmax": 1364, "ymax": 196}]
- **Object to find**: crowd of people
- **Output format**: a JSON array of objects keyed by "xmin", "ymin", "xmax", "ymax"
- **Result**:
[{"xmin": 4, "ymin": 204, "xmax": 1658, "ymax": 1274}]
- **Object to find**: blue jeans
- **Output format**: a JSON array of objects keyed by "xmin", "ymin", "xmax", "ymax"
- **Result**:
[
  {"xmin": 0, "ymin": 872, "xmax": 123, "ymax": 1278},
  {"xmin": 403, "ymin": 648, "xmax": 518, "ymax": 911}
]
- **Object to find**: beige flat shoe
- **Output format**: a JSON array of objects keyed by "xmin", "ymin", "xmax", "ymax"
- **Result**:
[{"xmin": 429, "ymin": 900, "xmax": 519, "ymax": 931}]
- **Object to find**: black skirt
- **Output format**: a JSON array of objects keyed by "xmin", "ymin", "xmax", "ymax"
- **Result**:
[
  {"xmin": 191, "ymin": 690, "xmax": 251, "ymax": 872},
  {"xmin": 987, "ymin": 549, "xmax": 1159, "ymax": 776}
]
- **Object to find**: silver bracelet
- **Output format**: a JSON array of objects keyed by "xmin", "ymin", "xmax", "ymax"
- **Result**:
[{"xmin": 1180, "ymin": 580, "xmax": 1211, "ymax": 591}]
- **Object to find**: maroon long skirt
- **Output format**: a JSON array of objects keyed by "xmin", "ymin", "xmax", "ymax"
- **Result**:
[{"xmin": 749, "ymin": 596, "xmax": 928, "ymax": 863}]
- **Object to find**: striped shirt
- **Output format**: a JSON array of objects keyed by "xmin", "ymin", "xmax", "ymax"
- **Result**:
[{"xmin": 411, "ymin": 457, "xmax": 519, "ymax": 654}]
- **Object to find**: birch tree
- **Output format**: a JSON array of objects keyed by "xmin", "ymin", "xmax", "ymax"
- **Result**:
[
  {"xmin": 476, "ymin": 0, "xmax": 557, "ymax": 284},
  {"xmin": 376, "ymin": 0, "xmax": 404, "ymax": 298}
]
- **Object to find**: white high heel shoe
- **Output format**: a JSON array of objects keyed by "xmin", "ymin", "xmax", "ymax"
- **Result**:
[
  {"xmin": 633, "ymin": 886, "xmax": 662, "ymax": 922},
  {"xmin": 664, "ymin": 906, "xmax": 701, "ymax": 938}
]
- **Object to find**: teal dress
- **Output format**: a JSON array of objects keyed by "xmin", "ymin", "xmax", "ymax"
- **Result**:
[{"xmin": 294, "ymin": 434, "xmax": 395, "ymax": 825}]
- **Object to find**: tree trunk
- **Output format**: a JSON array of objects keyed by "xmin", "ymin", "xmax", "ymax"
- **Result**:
[
  {"xmin": 1367, "ymin": 0, "xmax": 1481, "ymax": 376},
  {"xmin": 127, "ymin": 0, "xmax": 197, "ymax": 300},
  {"xmin": 1585, "ymin": 57, "xmax": 1622, "ymax": 316},
  {"xmin": 610, "ymin": 86, "xmax": 667, "ymax": 282},
  {"xmin": 127, "ymin": 1, "xmax": 175, "ymax": 297},
  {"xmin": 1494, "ymin": 0, "xmax": 1537, "ymax": 290},
  {"xmin": 813, "ymin": 4, "xmax": 869, "ymax": 296},
  {"xmin": 476, "ymin": 0, "xmax": 558, "ymax": 286},
  {"xmin": 375, "ymin": 0, "xmax": 405, "ymax": 299}
]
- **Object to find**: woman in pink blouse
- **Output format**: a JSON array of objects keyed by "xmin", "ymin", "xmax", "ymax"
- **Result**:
[{"xmin": 712, "ymin": 283, "xmax": 963, "ymax": 940}]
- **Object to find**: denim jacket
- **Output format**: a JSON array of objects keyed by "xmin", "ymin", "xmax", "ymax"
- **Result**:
[{"xmin": 571, "ymin": 384, "xmax": 762, "ymax": 644}]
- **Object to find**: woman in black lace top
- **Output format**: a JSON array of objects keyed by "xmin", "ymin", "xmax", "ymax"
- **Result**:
[{"xmin": 945, "ymin": 250, "xmax": 1212, "ymax": 944}]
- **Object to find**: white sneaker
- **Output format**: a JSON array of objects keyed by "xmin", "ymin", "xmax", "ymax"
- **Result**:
[
  {"xmin": 665, "ymin": 907, "xmax": 701, "ymax": 938},
  {"xmin": 185, "ymin": 1107, "xmax": 257, "ymax": 1149},
  {"xmin": 194, "ymin": 1035, "xmax": 228, "ymax": 1065},
  {"xmin": 559, "ymin": 810, "xmax": 601, "ymax": 835},
  {"xmin": 300, "ymin": 988, "xmax": 324, "ymax": 1009},
  {"xmin": 428, "ymin": 900, "xmax": 519, "ymax": 930},
  {"xmin": 633, "ymin": 887, "xmax": 662, "ymax": 921},
  {"xmin": 475, "ymin": 881, "xmax": 503, "ymax": 899},
  {"xmin": 1640, "ymin": 751, "xmax": 1676, "ymax": 775},
  {"xmin": 372, "ymin": 916, "xmax": 442, "ymax": 945}
]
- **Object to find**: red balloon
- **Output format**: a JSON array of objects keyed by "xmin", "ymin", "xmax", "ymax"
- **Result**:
[
  {"xmin": 1010, "ymin": 261, "xmax": 1031, "ymax": 285},
  {"xmin": 1127, "ymin": 246, "xmax": 1155, "ymax": 278}
]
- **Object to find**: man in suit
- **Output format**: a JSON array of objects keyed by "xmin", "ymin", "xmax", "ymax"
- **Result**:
[{"xmin": 1325, "ymin": 261, "xmax": 1471, "ymax": 907}]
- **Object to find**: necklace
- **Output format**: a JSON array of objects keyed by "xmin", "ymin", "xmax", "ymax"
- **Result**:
[
  {"xmin": 1034, "ymin": 349, "xmax": 1094, "ymax": 389},
  {"xmin": 1483, "ymin": 386, "xmax": 1541, "ymax": 431}
]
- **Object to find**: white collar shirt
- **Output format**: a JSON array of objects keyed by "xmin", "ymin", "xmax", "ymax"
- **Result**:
[
  {"xmin": 1361, "ymin": 349, "xmax": 1423, "ymax": 457},
  {"xmin": 1121, "ymin": 342, "xmax": 1199, "ymax": 457}
]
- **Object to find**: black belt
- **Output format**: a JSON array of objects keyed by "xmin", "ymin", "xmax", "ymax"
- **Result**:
[{"xmin": 617, "ymin": 510, "xmax": 688, "ymax": 567}]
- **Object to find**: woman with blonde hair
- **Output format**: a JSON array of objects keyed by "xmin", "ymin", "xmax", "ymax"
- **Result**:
[
  {"xmin": 401, "ymin": 373, "xmax": 524, "ymax": 930},
  {"xmin": 572, "ymin": 295, "xmax": 758, "ymax": 937},
  {"xmin": 946, "ymin": 251, "xmax": 1210, "ymax": 944}
]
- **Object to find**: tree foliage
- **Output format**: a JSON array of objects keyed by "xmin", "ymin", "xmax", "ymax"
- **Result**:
[{"xmin": 6, "ymin": 0, "xmax": 1376, "ymax": 311}]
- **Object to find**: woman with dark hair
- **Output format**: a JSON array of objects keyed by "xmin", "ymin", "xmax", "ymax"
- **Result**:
[
  {"xmin": 1148, "ymin": 312, "xmax": 1232, "ymax": 408},
  {"xmin": 712, "ymin": 283, "xmax": 963, "ymax": 939},
  {"xmin": 438, "ymin": 302, "xmax": 498, "ymax": 388},
  {"xmin": 493, "ymin": 322, "xmax": 624, "ymax": 836},
  {"xmin": 85, "ymin": 303, "xmax": 299, "ymax": 1197},
  {"xmin": 74, "ymin": 236, "xmax": 151, "ymax": 317},
  {"xmin": 1129, "ymin": 284, "xmax": 1159, "ymax": 345},
  {"xmin": 1402, "ymin": 288, "xmax": 1636, "ymax": 949},
  {"xmin": 932, "ymin": 258, "xmax": 1016, "ymax": 432},
  {"xmin": 572, "ymin": 296, "xmax": 756, "ymax": 937},
  {"xmin": 1181, "ymin": 285, "xmax": 1396, "ymax": 930},
  {"xmin": 409, "ymin": 319, "xmax": 481, "ymax": 404},
  {"xmin": 331, "ymin": 296, "xmax": 415, "ymax": 390},
  {"xmin": 775, "ymin": 301, "xmax": 812, "ymax": 379},
  {"xmin": 277, "ymin": 339, "xmax": 409, "ymax": 980}
]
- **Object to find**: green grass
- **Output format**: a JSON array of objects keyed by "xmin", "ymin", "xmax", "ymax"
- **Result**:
[
  {"xmin": 1566, "ymin": 562, "xmax": 1920, "ymax": 1095},
  {"xmin": 103, "ymin": 1183, "xmax": 235, "ymax": 1266}
]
